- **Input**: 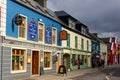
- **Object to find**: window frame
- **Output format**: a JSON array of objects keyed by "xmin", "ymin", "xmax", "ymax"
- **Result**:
[
  {"xmin": 18, "ymin": 14, "xmax": 27, "ymax": 40},
  {"xmin": 67, "ymin": 33, "xmax": 70, "ymax": 47},
  {"xmin": 87, "ymin": 40, "xmax": 89, "ymax": 51},
  {"xmin": 52, "ymin": 27, "xmax": 57, "ymax": 45},
  {"xmin": 75, "ymin": 36, "xmax": 78, "ymax": 49},
  {"xmin": 44, "ymin": 51, "xmax": 52, "ymax": 70},
  {"xmin": 81, "ymin": 39, "xmax": 84, "ymax": 50},
  {"xmin": 11, "ymin": 48, "xmax": 27, "ymax": 73},
  {"xmin": 38, "ymin": 22, "xmax": 45, "ymax": 43}
]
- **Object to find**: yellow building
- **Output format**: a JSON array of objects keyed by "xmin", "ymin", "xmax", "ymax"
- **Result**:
[{"xmin": 100, "ymin": 41, "xmax": 108, "ymax": 65}]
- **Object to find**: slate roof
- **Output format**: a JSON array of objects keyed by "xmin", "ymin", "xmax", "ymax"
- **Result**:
[
  {"xmin": 101, "ymin": 37, "xmax": 115, "ymax": 43},
  {"xmin": 13, "ymin": 0, "xmax": 67, "ymax": 26},
  {"xmin": 55, "ymin": 11, "xmax": 78, "ymax": 21},
  {"xmin": 55, "ymin": 11, "xmax": 91, "ymax": 38},
  {"xmin": 55, "ymin": 11, "xmax": 88, "ymax": 28}
]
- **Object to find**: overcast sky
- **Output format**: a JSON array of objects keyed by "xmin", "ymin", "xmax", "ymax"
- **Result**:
[{"xmin": 47, "ymin": 0, "xmax": 120, "ymax": 38}]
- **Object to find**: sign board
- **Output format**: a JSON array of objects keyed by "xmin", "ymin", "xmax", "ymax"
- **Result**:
[
  {"xmin": 57, "ymin": 65, "xmax": 67, "ymax": 75},
  {"xmin": 14, "ymin": 14, "xmax": 23, "ymax": 25},
  {"xmin": 28, "ymin": 19, "xmax": 37, "ymax": 40},
  {"xmin": 60, "ymin": 30, "xmax": 67, "ymax": 40}
]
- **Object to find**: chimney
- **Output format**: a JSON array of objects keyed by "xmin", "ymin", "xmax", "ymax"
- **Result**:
[
  {"xmin": 92, "ymin": 33, "xmax": 98, "ymax": 37},
  {"xmin": 35, "ymin": 0, "xmax": 47, "ymax": 8}
]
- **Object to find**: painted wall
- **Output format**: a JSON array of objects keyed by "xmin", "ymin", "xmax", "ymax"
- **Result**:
[
  {"xmin": 0, "ymin": 0, "xmax": 6, "ymax": 36},
  {"xmin": 62, "ymin": 27, "xmax": 91, "ymax": 69},
  {"xmin": 6, "ymin": 0, "xmax": 62, "ymax": 46},
  {"xmin": 100, "ymin": 42, "xmax": 107, "ymax": 64},
  {"xmin": 92, "ymin": 41, "xmax": 100, "ymax": 54},
  {"xmin": 62, "ymin": 27, "xmax": 91, "ymax": 52}
]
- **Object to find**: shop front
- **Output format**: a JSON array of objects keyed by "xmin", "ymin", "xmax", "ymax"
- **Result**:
[{"xmin": 2, "ymin": 38, "xmax": 63, "ymax": 80}]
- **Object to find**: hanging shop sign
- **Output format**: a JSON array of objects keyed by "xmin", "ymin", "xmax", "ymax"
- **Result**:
[
  {"xmin": 12, "ymin": 14, "xmax": 23, "ymax": 32},
  {"xmin": 60, "ymin": 30, "xmax": 67, "ymax": 40},
  {"xmin": 28, "ymin": 19, "xmax": 38, "ymax": 40},
  {"xmin": 14, "ymin": 14, "xmax": 23, "ymax": 25}
]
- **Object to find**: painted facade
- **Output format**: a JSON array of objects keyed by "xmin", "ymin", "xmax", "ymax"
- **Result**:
[
  {"xmin": 100, "ymin": 42, "xmax": 107, "ymax": 65},
  {"xmin": 101, "ymin": 37, "xmax": 119, "ymax": 65},
  {"xmin": 62, "ymin": 27, "xmax": 91, "ymax": 70},
  {"xmin": 0, "ymin": 0, "xmax": 63, "ymax": 80},
  {"xmin": 55, "ymin": 11, "xmax": 92, "ymax": 71}
]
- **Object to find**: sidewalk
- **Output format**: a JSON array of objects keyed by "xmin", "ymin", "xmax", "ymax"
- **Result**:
[
  {"xmin": 14, "ymin": 64, "xmax": 120, "ymax": 80},
  {"xmin": 15, "ymin": 68, "xmax": 99, "ymax": 80}
]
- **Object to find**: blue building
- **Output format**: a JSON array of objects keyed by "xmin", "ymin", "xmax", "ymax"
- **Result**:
[
  {"xmin": 89, "ymin": 33, "xmax": 100, "ymax": 67},
  {"xmin": 0, "ymin": 0, "xmax": 64, "ymax": 79}
]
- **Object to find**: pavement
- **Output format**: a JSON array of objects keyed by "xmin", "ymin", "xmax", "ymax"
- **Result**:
[
  {"xmin": 15, "ymin": 64, "xmax": 120, "ymax": 80},
  {"xmin": 15, "ymin": 67, "xmax": 100, "ymax": 80}
]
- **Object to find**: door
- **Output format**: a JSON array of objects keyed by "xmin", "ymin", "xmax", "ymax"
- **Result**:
[
  {"xmin": 32, "ymin": 51, "xmax": 39, "ymax": 75},
  {"xmin": 63, "ymin": 54, "xmax": 70, "ymax": 71},
  {"xmin": 56, "ymin": 53, "xmax": 60, "ymax": 72}
]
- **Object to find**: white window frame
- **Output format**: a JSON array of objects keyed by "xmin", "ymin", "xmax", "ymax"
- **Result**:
[
  {"xmin": 18, "ymin": 14, "xmax": 27, "ymax": 40},
  {"xmin": 38, "ymin": 21, "xmax": 45, "ymax": 43},
  {"xmin": 52, "ymin": 27, "xmax": 57, "ymax": 46},
  {"xmin": 43, "ymin": 51, "xmax": 52, "ymax": 70},
  {"xmin": 11, "ymin": 47, "xmax": 27, "ymax": 73}
]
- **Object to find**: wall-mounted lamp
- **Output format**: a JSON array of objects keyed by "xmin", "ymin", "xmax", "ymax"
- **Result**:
[{"xmin": 38, "ymin": 18, "xmax": 42, "ymax": 22}]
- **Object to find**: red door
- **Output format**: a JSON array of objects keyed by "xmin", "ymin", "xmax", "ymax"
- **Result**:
[{"xmin": 32, "ymin": 51, "xmax": 39, "ymax": 75}]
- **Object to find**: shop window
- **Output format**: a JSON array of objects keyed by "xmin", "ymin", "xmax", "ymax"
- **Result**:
[
  {"xmin": 81, "ymin": 55, "xmax": 84, "ymax": 65},
  {"xmin": 44, "ymin": 52, "xmax": 52, "ymax": 68},
  {"xmin": 12, "ymin": 49, "xmax": 26, "ymax": 71},
  {"xmin": 19, "ymin": 16, "xmax": 26, "ymax": 39},
  {"xmin": 38, "ymin": 22, "xmax": 44, "ymax": 42},
  {"xmin": 71, "ymin": 54, "xmax": 76, "ymax": 66},
  {"xmin": 52, "ymin": 28, "xmax": 57, "ymax": 45}
]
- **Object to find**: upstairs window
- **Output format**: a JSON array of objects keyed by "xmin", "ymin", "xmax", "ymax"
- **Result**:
[
  {"xmin": 75, "ymin": 36, "xmax": 78, "ymax": 49},
  {"xmin": 19, "ymin": 16, "xmax": 27, "ymax": 39},
  {"xmin": 81, "ymin": 39, "xmax": 84, "ymax": 50},
  {"xmin": 38, "ymin": 22, "xmax": 44, "ymax": 42},
  {"xmin": 52, "ymin": 28, "xmax": 57, "ymax": 45},
  {"xmin": 87, "ymin": 40, "xmax": 89, "ymax": 51},
  {"xmin": 67, "ymin": 33, "xmax": 70, "ymax": 47}
]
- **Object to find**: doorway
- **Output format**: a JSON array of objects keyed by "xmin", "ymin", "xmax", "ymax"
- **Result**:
[
  {"xmin": 63, "ymin": 53, "xmax": 70, "ymax": 71},
  {"xmin": 56, "ymin": 53, "xmax": 60, "ymax": 72},
  {"xmin": 32, "ymin": 51, "xmax": 39, "ymax": 75}
]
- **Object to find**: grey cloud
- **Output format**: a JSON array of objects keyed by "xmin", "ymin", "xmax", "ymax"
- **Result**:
[{"xmin": 47, "ymin": 0, "xmax": 120, "ymax": 37}]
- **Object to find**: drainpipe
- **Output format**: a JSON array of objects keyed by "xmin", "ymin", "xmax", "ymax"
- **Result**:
[{"xmin": 1, "ymin": 36, "xmax": 4, "ymax": 80}]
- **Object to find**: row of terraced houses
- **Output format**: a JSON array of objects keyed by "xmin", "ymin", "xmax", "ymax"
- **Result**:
[{"xmin": 0, "ymin": 0, "xmax": 120, "ymax": 80}]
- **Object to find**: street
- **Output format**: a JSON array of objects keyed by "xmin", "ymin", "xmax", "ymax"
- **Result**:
[{"xmin": 70, "ymin": 65, "xmax": 120, "ymax": 80}]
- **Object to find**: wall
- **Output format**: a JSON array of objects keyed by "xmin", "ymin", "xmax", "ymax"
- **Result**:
[
  {"xmin": 6, "ymin": 0, "xmax": 62, "ymax": 46},
  {"xmin": 0, "ymin": 0, "xmax": 6, "ymax": 36}
]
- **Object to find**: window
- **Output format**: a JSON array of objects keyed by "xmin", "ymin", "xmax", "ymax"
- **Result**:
[
  {"xmin": 72, "ymin": 54, "xmax": 76, "ymax": 66},
  {"xmin": 38, "ymin": 22, "xmax": 44, "ymax": 42},
  {"xmin": 81, "ymin": 55, "xmax": 84, "ymax": 65},
  {"xmin": 12, "ymin": 49, "xmax": 26, "ymax": 71},
  {"xmin": 52, "ymin": 28, "xmax": 57, "ymax": 45},
  {"xmin": 87, "ymin": 40, "xmax": 89, "ymax": 51},
  {"xmin": 44, "ymin": 52, "xmax": 51, "ymax": 68},
  {"xmin": 81, "ymin": 39, "xmax": 84, "ymax": 50},
  {"xmin": 75, "ymin": 36, "xmax": 78, "ymax": 49},
  {"xmin": 19, "ymin": 16, "xmax": 26, "ymax": 39},
  {"xmin": 67, "ymin": 33, "xmax": 70, "ymax": 47}
]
